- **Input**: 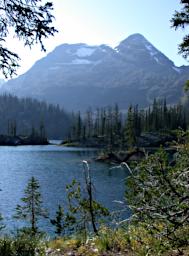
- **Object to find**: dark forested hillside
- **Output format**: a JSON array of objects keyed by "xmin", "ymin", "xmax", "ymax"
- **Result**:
[
  {"xmin": 0, "ymin": 94, "xmax": 71, "ymax": 139},
  {"xmin": 67, "ymin": 99, "xmax": 188, "ymax": 148}
]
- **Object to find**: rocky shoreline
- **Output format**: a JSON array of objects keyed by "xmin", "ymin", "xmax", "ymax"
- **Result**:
[
  {"xmin": 0, "ymin": 134, "xmax": 49, "ymax": 146},
  {"xmin": 62, "ymin": 132, "xmax": 177, "ymax": 163}
]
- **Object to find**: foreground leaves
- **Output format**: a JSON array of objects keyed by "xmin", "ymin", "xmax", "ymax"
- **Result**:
[{"xmin": 126, "ymin": 145, "xmax": 189, "ymax": 248}]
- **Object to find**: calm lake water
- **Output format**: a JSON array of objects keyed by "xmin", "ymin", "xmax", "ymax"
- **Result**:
[{"xmin": 0, "ymin": 142, "xmax": 130, "ymax": 234}]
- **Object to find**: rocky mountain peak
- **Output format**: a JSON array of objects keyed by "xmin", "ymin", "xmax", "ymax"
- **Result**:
[
  {"xmin": 1, "ymin": 33, "xmax": 188, "ymax": 111},
  {"xmin": 116, "ymin": 33, "xmax": 151, "ymax": 50},
  {"xmin": 119, "ymin": 33, "xmax": 147, "ymax": 44},
  {"xmin": 115, "ymin": 34, "xmax": 174, "ymax": 68},
  {"xmin": 33, "ymin": 43, "xmax": 113, "ymax": 71}
]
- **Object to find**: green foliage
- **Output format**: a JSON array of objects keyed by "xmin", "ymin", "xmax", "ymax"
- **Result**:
[
  {"xmin": 65, "ymin": 179, "xmax": 90, "ymax": 235},
  {"xmin": 0, "ymin": 212, "xmax": 5, "ymax": 232},
  {"xmin": 56, "ymin": 168, "xmax": 109, "ymax": 239},
  {"xmin": 171, "ymin": 1, "xmax": 189, "ymax": 59},
  {"xmin": 70, "ymin": 104, "xmax": 124, "ymax": 148},
  {"xmin": 14, "ymin": 177, "xmax": 48, "ymax": 236},
  {"xmin": 0, "ymin": 0, "xmax": 57, "ymax": 78},
  {"xmin": 69, "ymin": 100, "xmax": 188, "ymax": 150},
  {"xmin": 0, "ymin": 234, "xmax": 46, "ymax": 256},
  {"xmin": 124, "ymin": 105, "xmax": 137, "ymax": 149},
  {"xmin": 184, "ymin": 80, "xmax": 189, "ymax": 92},
  {"xmin": 0, "ymin": 193, "xmax": 5, "ymax": 233},
  {"xmin": 14, "ymin": 233, "xmax": 46, "ymax": 256},
  {"xmin": 48, "ymin": 237, "xmax": 81, "ymax": 253},
  {"xmin": 50, "ymin": 179, "xmax": 83, "ymax": 237},
  {"xmin": 95, "ymin": 226, "xmax": 129, "ymax": 253},
  {"xmin": 125, "ymin": 224, "xmax": 171, "ymax": 255},
  {"xmin": 0, "ymin": 237, "xmax": 14, "ymax": 256},
  {"xmin": 51, "ymin": 205, "xmax": 65, "ymax": 236},
  {"xmin": 126, "ymin": 145, "xmax": 189, "ymax": 248}
]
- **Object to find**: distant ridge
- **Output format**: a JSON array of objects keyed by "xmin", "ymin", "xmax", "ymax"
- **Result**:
[{"xmin": 1, "ymin": 33, "xmax": 188, "ymax": 111}]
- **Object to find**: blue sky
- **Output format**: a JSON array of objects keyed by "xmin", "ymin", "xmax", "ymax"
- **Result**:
[{"xmin": 5, "ymin": 0, "xmax": 188, "ymax": 77}]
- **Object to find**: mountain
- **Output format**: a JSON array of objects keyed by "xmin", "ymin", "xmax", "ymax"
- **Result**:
[
  {"xmin": 0, "ymin": 79, "xmax": 5, "ymax": 88},
  {"xmin": 1, "ymin": 33, "xmax": 188, "ymax": 111}
]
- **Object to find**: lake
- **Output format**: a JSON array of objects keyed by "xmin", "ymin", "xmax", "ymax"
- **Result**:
[{"xmin": 0, "ymin": 142, "xmax": 130, "ymax": 234}]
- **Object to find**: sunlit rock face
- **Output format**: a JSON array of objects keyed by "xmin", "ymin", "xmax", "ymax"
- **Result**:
[{"xmin": 2, "ymin": 34, "xmax": 188, "ymax": 111}]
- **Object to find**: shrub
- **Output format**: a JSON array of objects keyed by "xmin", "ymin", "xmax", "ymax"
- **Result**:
[
  {"xmin": 126, "ymin": 145, "xmax": 189, "ymax": 249},
  {"xmin": 0, "ymin": 234, "xmax": 46, "ymax": 256}
]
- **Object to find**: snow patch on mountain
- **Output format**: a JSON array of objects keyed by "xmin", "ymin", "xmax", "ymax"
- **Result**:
[
  {"xmin": 172, "ymin": 66, "xmax": 181, "ymax": 73},
  {"xmin": 76, "ymin": 47, "xmax": 96, "ymax": 57},
  {"xmin": 115, "ymin": 47, "xmax": 119, "ymax": 53},
  {"xmin": 72, "ymin": 59, "xmax": 92, "ymax": 65},
  {"xmin": 144, "ymin": 43, "xmax": 162, "ymax": 64},
  {"xmin": 154, "ymin": 57, "xmax": 160, "ymax": 64},
  {"xmin": 145, "ymin": 44, "xmax": 157, "ymax": 57},
  {"xmin": 49, "ymin": 66, "xmax": 61, "ymax": 70},
  {"xmin": 101, "ymin": 48, "xmax": 107, "ymax": 52},
  {"xmin": 66, "ymin": 49, "xmax": 72, "ymax": 54}
]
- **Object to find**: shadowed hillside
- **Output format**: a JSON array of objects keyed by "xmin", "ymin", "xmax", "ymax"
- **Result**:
[
  {"xmin": 0, "ymin": 94, "xmax": 71, "ymax": 139},
  {"xmin": 1, "ymin": 34, "xmax": 188, "ymax": 111}
]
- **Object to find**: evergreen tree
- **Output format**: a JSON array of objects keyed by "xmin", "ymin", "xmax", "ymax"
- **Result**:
[
  {"xmin": 76, "ymin": 111, "xmax": 82, "ymax": 140},
  {"xmin": 101, "ymin": 108, "xmax": 106, "ymax": 137},
  {"xmin": 0, "ymin": 214, "xmax": 5, "ymax": 232},
  {"xmin": 0, "ymin": 94, "xmax": 71, "ymax": 139},
  {"xmin": 39, "ymin": 120, "xmax": 46, "ymax": 139},
  {"xmin": 106, "ymin": 106, "xmax": 113, "ymax": 146},
  {"xmin": 14, "ymin": 177, "xmax": 48, "ymax": 236},
  {"xmin": 51, "ymin": 205, "xmax": 65, "ymax": 236},
  {"xmin": 171, "ymin": 0, "xmax": 189, "ymax": 59},
  {"xmin": 171, "ymin": 1, "xmax": 189, "ymax": 91},
  {"xmin": 86, "ymin": 108, "xmax": 93, "ymax": 138},
  {"xmin": 95, "ymin": 108, "xmax": 100, "ymax": 137},
  {"xmin": 125, "ymin": 105, "xmax": 136, "ymax": 148},
  {"xmin": 13, "ymin": 120, "xmax": 17, "ymax": 137},
  {"xmin": 64, "ymin": 162, "xmax": 109, "ymax": 238},
  {"xmin": 0, "ymin": 1, "xmax": 57, "ymax": 78},
  {"xmin": 151, "ymin": 98, "xmax": 159, "ymax": 130},
  {"xmin": 133, "ymin": 105, "xmax": 141, "ymax": 137}
]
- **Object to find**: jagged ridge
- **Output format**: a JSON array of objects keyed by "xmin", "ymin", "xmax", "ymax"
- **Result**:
[{"xmin": 1, "ymin": 33, "xmax": 188, "ymax": 111}]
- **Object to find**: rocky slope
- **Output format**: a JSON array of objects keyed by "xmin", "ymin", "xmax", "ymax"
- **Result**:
[{"xmin": 2, "ymin": 33, "xmax": 188, "ymax": 111}]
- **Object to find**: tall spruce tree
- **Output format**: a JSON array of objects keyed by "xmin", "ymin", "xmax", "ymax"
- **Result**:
[
  {"xmin": 14, "ymin": 177, "xmax": 48, "ymax": 236},
  {"xmin": 76, "ymin": 111, "xmax": 82, "ymax": 141},
  {"xmin": 125, "ymin": 105, "xmax": 136, "ymax": 149},
  {"xmin": 51, "ymin": 205, "xmax": 65, "ymax": 236}
]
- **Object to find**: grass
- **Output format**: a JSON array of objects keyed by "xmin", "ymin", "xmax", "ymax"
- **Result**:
[{"xmin": 0, "ymin": 225, "xmax": 189, "ymax": 255}]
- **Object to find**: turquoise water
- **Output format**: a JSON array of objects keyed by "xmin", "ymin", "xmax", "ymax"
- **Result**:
[{"xmin": 0, "ymin": 143, "xmax": 129, "ymax": 234}]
